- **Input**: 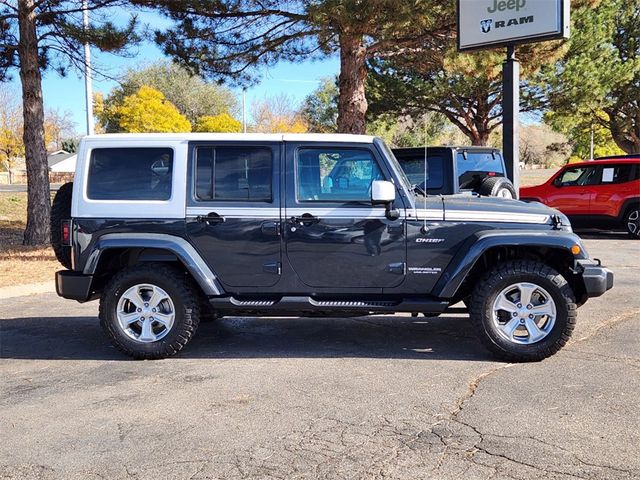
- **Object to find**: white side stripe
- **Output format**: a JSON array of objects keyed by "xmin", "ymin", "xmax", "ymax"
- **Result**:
[
  {"xmin": 445, "ymin": 210, "xmax": 550, "ymax": 224},
  {"xmin": 286, "ymin": 207, "xmax": 391, "ymax": 219},
  {"xmin": 187, "ymin": 207, "xmax": 280, "ymax": 218},
  {"xmin": 186, "ymin": 206, "xmax": 546, "ymax": 224},
  {"xmin": 414, "ymin": 209, "xmax": 445, "ymax": 221}
]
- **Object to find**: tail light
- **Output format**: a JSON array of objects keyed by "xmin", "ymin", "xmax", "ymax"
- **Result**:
[{"xmin": 61, "ymin": 220, "xmax": 71, "ymax": 246}]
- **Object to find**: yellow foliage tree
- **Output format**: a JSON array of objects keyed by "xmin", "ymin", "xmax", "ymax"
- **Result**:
[
  {"xmin": 116, "ymin": 86, "xmax": 192, "ymax": 133},
  {"xmin": 0, "ymin": 87, "xmax": 24, "ymax": 170},
  {"xmin": 194, "ymin": 113, "xmax": 242, "ymax": 133},
  {"xmin": 252, "ymin": 95, "xmax": 308, "ymax": 133}
]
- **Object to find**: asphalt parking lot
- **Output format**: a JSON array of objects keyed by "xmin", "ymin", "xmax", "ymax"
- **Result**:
[{"xmin": 1, "ymin": 232, "xmax": 639, "ymax": 480}]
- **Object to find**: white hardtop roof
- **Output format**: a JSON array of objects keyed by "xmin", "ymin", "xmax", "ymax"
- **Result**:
[{"xmin": 82, "ymin": 133, "xmax": 377, "ymax": 143}]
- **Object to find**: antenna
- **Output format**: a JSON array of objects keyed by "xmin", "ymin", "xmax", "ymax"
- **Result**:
[{"xmin": 421, "ymin": 117, "xmax": 428, "ymax": 234}]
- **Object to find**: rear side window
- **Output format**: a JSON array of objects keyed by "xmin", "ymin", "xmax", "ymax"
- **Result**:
[
  {"xmin": 87, "ymin": 148, "xmax": 173, "ymax": 200},
  {"xmin": 600, "ymin": 164, "xmax": 634, "ymax": 184},
  {"xmin": 195, "ymin": 146, "xmax": 272, "ymax": 202},
  {"xmin": 398, "ymin": 155, "xmax": 444, "ymax": 190}
]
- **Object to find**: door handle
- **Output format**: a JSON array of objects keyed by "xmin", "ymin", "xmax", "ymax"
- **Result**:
[
  {"xmin": 197, "ymin": 212, "xmax": 225, "ymax": 225},
  {"xmin": 261, "ymin": 221, "xmax": 280, "ymax": 236},
  {"xmin": 290, "ymin": 213, "xmax": 319, "ymax": 227}
]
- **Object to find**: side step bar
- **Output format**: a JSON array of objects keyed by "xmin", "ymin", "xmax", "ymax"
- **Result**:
[{"xmin": 209, "ymin": 295, "xmax": 450, "ymax": 315}]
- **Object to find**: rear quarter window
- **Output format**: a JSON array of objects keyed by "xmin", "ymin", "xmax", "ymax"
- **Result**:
[
  {"xmin": 600, "ymin": 164, "xmax": 635, "ymax": 184},
  {"xmin": 87, "ymin": 148, "xmax": 174, "ymax": 201}
]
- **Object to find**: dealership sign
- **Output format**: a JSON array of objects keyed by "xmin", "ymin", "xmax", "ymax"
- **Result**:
[{"xmin": 458, "ymin": 0, "xmax": 570, "ymax": 51}]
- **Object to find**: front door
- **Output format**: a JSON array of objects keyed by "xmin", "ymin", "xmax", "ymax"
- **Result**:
[
  {"xmin": 284, "ymin": 143, "xmax": 406, "ymax": 289},
  {"xmin": 547, "ymin": 165, "xmax": 599, "ymax": 215},
  {"xmin": 186, "ymin": 142, "xmax": 282, "ymax": 288}
]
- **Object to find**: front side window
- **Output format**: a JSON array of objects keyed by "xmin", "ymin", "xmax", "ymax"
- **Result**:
[
  {"xmin": 87, "ymin": 148, "xmax": 174, "ymax": 201},
  {"xmin": 557, "ymin": 167, "xmax": 598, "ymax": 186},
  {"xmin": 195, "ymin": 146, "xmax": 272, "ymax": 202},
  {"xmin": 297, "ymin": 148, "xmax": 383, "ymax": 202}
]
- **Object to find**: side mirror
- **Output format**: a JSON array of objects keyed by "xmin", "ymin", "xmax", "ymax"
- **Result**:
[
  {"xmin": 371, "ymin": 180, "xmax": 400, "ymax": 220},
  {"xmin": 371, "ymin": 180, "xmax": 395, "ymax": 205},
  {"xmin": 552, "ymin": 177, "xmax": 562, "ymax": 187}
]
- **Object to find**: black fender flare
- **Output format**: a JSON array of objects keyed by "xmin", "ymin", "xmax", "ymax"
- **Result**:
[
  {"xmin": 83, "ymin": 233, "xmax": 224, "ymax": 296},
  {"xmin": 432, "ymin": 230, "xmax": 588, "ymax": 299}
]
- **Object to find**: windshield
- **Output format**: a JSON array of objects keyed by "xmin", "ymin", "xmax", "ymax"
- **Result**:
[{"xmin": 375, "ymin": 138, "xmax": 412, "ymax": 192}]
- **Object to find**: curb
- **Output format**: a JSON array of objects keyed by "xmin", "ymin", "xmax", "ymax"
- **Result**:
[{"xmin": 0, "ymin": 281, "xmax": 55, "ymax": 299}]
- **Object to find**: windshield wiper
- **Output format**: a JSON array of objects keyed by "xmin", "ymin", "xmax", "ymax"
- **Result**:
[{"xmin": 412, "ymin": 184, "xmax": 427, "ymax": 196}]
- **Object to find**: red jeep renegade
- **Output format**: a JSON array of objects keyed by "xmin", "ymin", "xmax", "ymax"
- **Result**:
[{"xmin": 520, "ymin": 156, "xmax": 640, "ymax": 238}]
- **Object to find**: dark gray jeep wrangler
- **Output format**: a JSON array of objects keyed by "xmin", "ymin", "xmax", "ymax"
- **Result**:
[{"xmin": 51, "ymin": 133, "xmax": 613, "ymax": 361}]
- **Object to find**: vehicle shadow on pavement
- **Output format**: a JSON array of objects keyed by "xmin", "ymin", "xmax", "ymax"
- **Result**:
[{"xmin": 0, "ymin": 314, "xmax": 492, "ymax": 362}]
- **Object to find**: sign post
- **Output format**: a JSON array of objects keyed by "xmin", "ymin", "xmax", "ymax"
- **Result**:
[
  {"xmin": 457, "ymin": 0, "xmax": 570, "ymax": 190},
  {"xmin": 503, "ymin": 45, "xmax": 520, "ymax": 188}
]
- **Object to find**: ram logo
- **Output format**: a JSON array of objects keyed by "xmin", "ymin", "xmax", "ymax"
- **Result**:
[{"xmin": 480, "ymin": 19, "xmax": 493, "ymax": 33}]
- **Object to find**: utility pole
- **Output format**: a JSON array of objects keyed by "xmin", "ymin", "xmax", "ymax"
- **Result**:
[
  {"xmin": 502, "ymin": 45, "xmax": 519, "ymax": 191},
  {"xmin": 590, "ymin": 124, "xmax": 594, "ymax": 160},
  {"xmin": 242, "ymin": 88, "xmax": 247, "ymax": 133},
  {"xmin": 83, "ymin": 0, "xmax": 94, "ymax": 136}
]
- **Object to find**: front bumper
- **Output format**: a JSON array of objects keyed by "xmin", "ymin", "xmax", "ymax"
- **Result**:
[
  {"xmin": 577, "ymin": 260, "xmax": 614, "ymax": 298},
  {"xmin": 56, "ymin": 270, "xmax": 93, "ymax": 302}
]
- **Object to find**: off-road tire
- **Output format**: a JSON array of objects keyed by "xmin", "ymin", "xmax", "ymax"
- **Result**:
[
  {"xmin": 50, "ymin": 182, "xmax": 73, "ymax": 269},
  {"xmin": 469, "ymin": 260, "xmax": 577, "ymax": 362},
  {"xmin": 478, "ymin": 176, "xmax": 517, "ymax": 199},
  {"xmin": 99, "ymin": 263, "xmax": 200, "ymax": 359},
  {"xmin": 624, "ymin": 206, "xmax": 640, "ymax": 239}
]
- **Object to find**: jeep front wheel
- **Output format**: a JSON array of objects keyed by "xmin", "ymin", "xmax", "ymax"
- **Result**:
[
  {"xmin": 469, "ymin": 261, "xmax": 576, "ymax": 362},
  {"xmin": 99, "ymin": 263, "xmax": 200, "ymax": 359}
]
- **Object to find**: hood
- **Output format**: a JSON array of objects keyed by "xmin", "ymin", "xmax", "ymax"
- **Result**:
[{"xmin": 442, "ymin": 195, "xmax": 569, "ymax": 227}]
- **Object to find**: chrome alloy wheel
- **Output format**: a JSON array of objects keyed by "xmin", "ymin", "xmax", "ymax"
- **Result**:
[
  {"xmin": 627, "ymin": 209, "xmax": 640, "ymax": 237},
  {"xmin": 116, "ymin": 284, "xmax": 176, "ymax": 343},
  {"xmin": 491, "ymin": 282, "xmax": 557, "ymax": 345}
]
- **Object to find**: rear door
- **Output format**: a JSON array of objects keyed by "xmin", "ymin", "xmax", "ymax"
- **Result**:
[
  {"xmin": 590, "ymin": 164, "xmax": 637, "ymax": 217},
  {"xmin": 283, "ymin": 142, "xmax": 407, "ymax": 289},
  {"xmin": 186, "ymin": 142, "xmax": 282, "ymax": 288}
]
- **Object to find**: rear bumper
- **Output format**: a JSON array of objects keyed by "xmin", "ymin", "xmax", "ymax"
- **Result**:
[
  {"xmin": 55, "ymin": 270, "xmax": 93, "ymax": 302},
  {"xmin": 577, "ymin": 260, "xmax": 614, "ymax": 298}
]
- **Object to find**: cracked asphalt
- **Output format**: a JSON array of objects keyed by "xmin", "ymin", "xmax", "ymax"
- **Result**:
[{"xmin": 1, "ymin": 232, "xmax": 639, "ymax": 480}]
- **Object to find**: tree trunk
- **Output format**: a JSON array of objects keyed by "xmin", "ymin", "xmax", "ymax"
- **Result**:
[
  {"xmin": 18, "ymin": 0, "xmax": 51, "ymax": 246},
  {"xmin": 467, "ymin": 123, "xmax": 490, "ymax": 146},
  {"xmin": 471, "ymin": 132, "xmax": 490, "ymax": 146},
  {"xmin": 337, "ymin": 34, "xmax": 368, "ymax": 134},
  {"xmin": 607, "ymin": 107, "xmax": 640, "ymax": 154}
]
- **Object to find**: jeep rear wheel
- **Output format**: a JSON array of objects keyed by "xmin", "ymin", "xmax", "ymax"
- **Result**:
[
  {"xmin": 99, "ymin": 263, "xmax": 200, "ymax": 359},
  {"xmin": 469, "ymin": 260, "xmax": 576, "ymax": 362},
  {"xmin": 624, "ymin": 207, "xmax": 640, "ymax": 239}
]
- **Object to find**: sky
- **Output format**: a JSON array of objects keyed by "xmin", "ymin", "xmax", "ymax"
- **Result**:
[{"xmin": 6, "ymin": 9, "xmax": 340, "ymax": 136}]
